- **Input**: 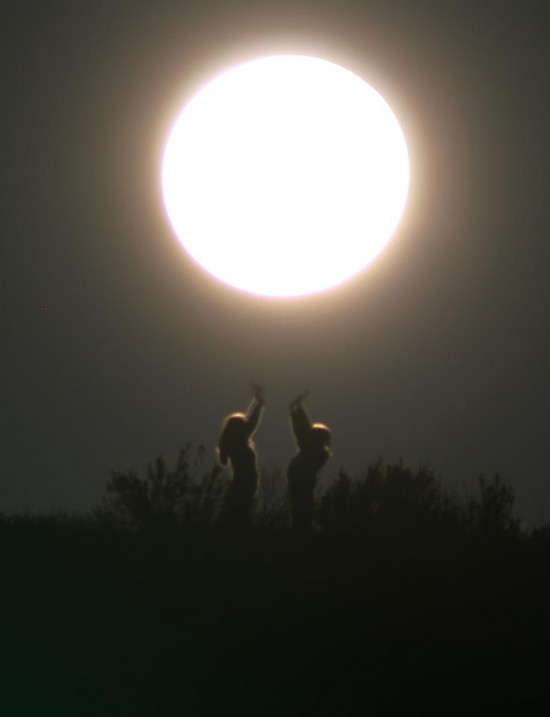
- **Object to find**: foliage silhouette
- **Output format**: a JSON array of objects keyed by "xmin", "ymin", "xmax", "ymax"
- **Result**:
[
  {"xmin": 531, "ymin": 521, "xmax": 550, "ymax": 545},
  {"xmin": 254, "ymin": 467, "xmax": 290, "ymax": 529},
  {"xmin": 462, "ymin": 473, "xmax": 520, "ymax": 538},
  {"xmin": 318, "ymin": 461, "xmax": 522, "ymax": 540},
  {"xmin": 94, "ymin": 445, "xmax": 524, "ymax": 545},
  {"xmin": 318, "ymin": 459, "xmax": 449, "ymax": 537},
  {"xmin": 95, "ymin": 443, "xmax": 227, "ymax": 530}
]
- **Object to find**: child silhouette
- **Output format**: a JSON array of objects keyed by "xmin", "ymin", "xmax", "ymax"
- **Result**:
[
  {"xmin": 287, "ymin": 392, "xmax": 332, "ymax": 532},
  {"xmin": 218, "ymin": 383, "xmax": 265, "ymax": 526}
]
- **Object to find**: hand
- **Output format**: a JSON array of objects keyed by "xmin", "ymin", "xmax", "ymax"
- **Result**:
[
  {"xmin": 290, "ymin": 390, "xmax": 309, "ymax": 409},
  {"xmin": 251, "ymin": 382, "xmax": 266, "ymax": 401}
]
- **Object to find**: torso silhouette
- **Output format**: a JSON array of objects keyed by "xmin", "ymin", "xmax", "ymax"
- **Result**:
[
  {"xmin": 218, "ymin": 396, "xmax": 264, "ymax": 525},
  {"xmin": 287, "ymin": 403, "xmax": 330, "ymax": 531},
  {"xmin": 226, "ymin": 442, "xmax": 258, "ymax": 494}
]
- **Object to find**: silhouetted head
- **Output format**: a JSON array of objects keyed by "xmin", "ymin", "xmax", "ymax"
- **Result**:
[
  {"xmin": 311, "ymin": 423, "xmax": 332, "ymax": 455},
  {"xmin": 217, "ymin": 413, "xmax": 250, "ymax": 465}
]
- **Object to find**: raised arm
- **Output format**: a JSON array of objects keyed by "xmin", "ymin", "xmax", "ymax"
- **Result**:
[
  {"xmin": 289, "ymin": 394, "xmax": 312, "ymax": 450},
  {"xmin": 244, "ymin": 383, "xmax": 265, "ymax": 438}
]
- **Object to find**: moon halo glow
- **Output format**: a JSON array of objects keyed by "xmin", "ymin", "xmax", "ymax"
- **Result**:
[{"xmin": 162, "ymin": 55, "xmax": 410, "ymax": 298}]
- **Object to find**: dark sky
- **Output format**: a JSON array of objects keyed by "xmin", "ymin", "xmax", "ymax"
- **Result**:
[{"xmin": 3, "ymin": 1, "xmax": 548, "ymax": 523}]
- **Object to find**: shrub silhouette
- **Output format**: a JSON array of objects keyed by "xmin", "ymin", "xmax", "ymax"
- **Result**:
[
  {"xmin": 95, "ymin": 444, "xmax": 522, "ymax": 542},
  {"xmin": 95, "ymin": 443, "xmax": 227, "ymax": 530},
  {"xmin": 319, "ymin": 459, "xmax": 447, "ymax": 537},
  {"xmin": 530, "ymin": 521, "xmax": 550, "ymax": 545},
  {"xmin": 462, "ymin": 473, "xmax": 520, "ymax": 538},
  {"xmin": 318, "ymin": 461, "xmax": 522, "ymax": 540},
  {"xmin": 255, "ymin": 467, "xmax": 290, "ymax": 529}
]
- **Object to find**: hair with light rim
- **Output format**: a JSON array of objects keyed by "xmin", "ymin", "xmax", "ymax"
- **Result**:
[
  {"xmin": 217, "ymin": 413, "xmax": 249, "ymax": 466},
  {"xmin": 312, "ymin": 423, "xmax": 332, "ymax": 453}
]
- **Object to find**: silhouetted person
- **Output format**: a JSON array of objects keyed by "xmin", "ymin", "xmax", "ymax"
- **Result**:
[
  {"xmin": 287, "ymin": 392, "xmax": 332, "ymax": 533},
  {"xmin": 218, "ymin": 383, "xmax": 265, "ymax": 527}
]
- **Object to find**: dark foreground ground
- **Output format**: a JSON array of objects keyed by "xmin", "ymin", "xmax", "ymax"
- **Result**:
[{"xmin": 2, "ymin": 521, "xmax": 549, "ymax": 716}]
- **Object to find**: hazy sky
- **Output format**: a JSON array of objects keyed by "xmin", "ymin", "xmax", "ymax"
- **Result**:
[{"xmin": 3, "ymin": 0, "xmax": 548, "ymax": 523}]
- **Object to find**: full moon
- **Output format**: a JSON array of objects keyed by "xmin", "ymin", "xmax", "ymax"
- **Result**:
[{"xmin": 162, "ymin": 55, "xmax": 409, "ymax": 297}]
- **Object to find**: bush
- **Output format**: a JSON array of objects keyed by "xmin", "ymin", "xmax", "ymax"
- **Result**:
[
  {"xmin": 94, "ymin": 443, "xmax": 227, "ymax": 530},
  {"xmin": 255, "ymin": 468, "xmax": 290, "ymax": 529},
  {"xmin": 94, "ymin": 445, "xmax": 523, "ymax": 543},
  {"xmin": 319, "ymin": 459, "xmax": 448, "ymax": 537},
  {"xmin": 461, "ymin": 473, "xmax": 520, "ymax": 538}
]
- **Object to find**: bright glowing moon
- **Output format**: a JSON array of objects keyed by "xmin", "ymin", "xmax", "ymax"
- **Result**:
[{"xmin": 162, "ymin": 55, "xmax": 409, "ymax": 297}]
